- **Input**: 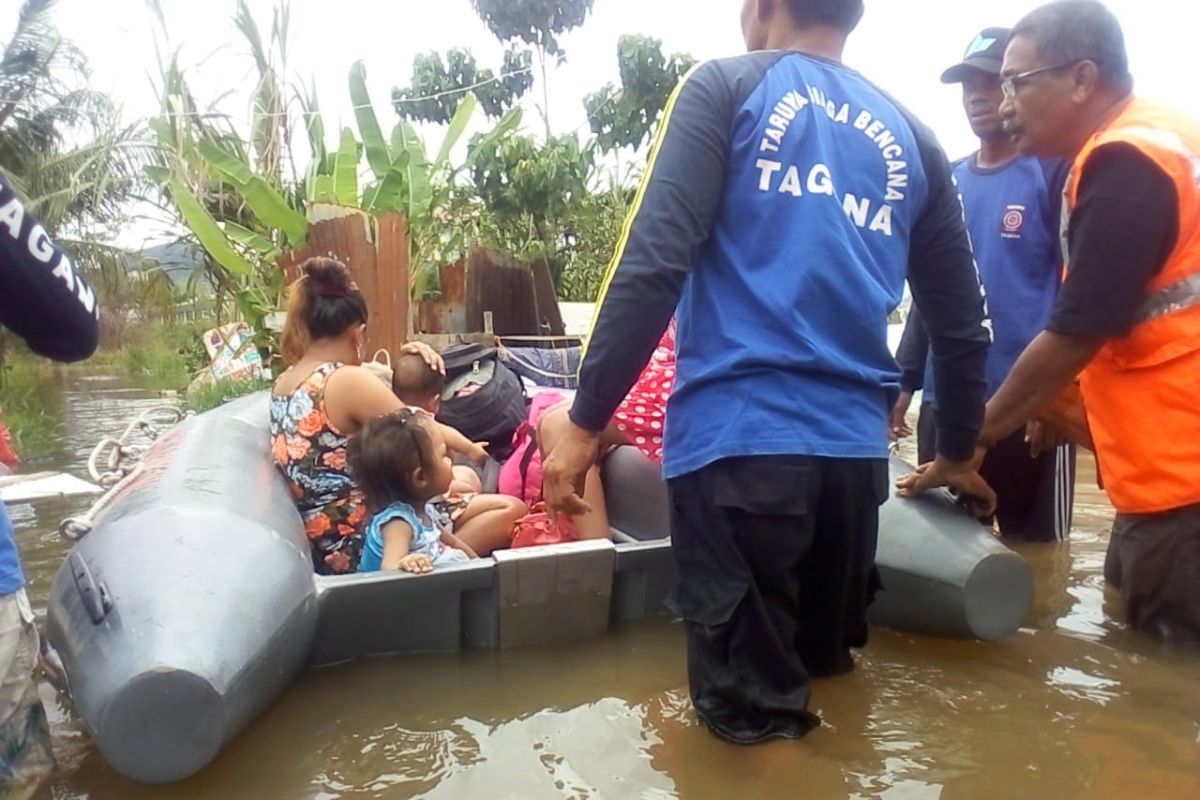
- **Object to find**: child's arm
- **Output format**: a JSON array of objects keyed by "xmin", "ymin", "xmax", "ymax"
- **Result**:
[
  {"xmin": 439, "ymin": 422, "xmax": 488, "ymax": 465},
  {"xmin": 380, "ymin": 519, "xmax": 433, "ymax": 574},
  {"xmin": 440, "ymin": 528, "xmax": 478, "ymax": 559}
]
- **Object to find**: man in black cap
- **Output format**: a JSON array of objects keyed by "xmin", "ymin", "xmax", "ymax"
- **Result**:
[{"xmin": 891, "ymin": 28, "xmax": 1076, "ymax": 542}]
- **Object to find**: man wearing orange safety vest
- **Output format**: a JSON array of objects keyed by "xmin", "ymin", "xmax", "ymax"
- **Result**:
[{"xmin": 900, "ymin": 0, "xmax": 1200, "ymax": 645}]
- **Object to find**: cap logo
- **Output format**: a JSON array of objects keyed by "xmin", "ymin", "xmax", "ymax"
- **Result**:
[{"xmin": 964, "ymin": 35, "xmax": 997, "ymax": 59}]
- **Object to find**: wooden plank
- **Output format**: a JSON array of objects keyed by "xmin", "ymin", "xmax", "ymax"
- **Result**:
[
  {"xmin": 530, "ymin": 260, "xmax": 566, "ymax": 336},
  {"xmin": 375, "ymin": 214, "xmax": 411, "ymax": 352},
  {"xmin": 467, "ymin": 250, "xmax": 541, "ymax": 337},
  {"xmin": 276, "ymin": 212, "xmax": 383, "ymax": 357},
  {"xmin": 0, "ymin": 472, "xmax": 101, "ymax": 504}
]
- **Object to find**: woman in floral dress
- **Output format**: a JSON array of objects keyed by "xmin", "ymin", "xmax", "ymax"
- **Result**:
[{"xmin": 270, "ymin": 257, "xmax": 524, "ymax": 573}]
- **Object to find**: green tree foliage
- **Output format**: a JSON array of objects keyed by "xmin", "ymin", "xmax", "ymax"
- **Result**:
[
  {"xmin": 556, "ymin": 186, "xmax": 629, "ymax": 302},
  {"xmin": 146, "ymin": 0, "xmax": 303, "ymax": 349},
  {"xmin": 392, "ymin": 46, "xmax": 534, "ymax": 124},
  {"xmin": 585, "ymin": 34, "xmax": 695, "ymax": 153},
  {"xmin": 470, "ymin": 132, "xmax": 593, "ymax": 231},
  {"xmin": 464, "ymin": 130, "xmax": 630, "ymax": 300},
  {"xmin": 470, "ymin": 0, "xmax": 594, "ymax": 57},
  {"xmin": 470, "ymin": 0, "xmax": 595, "ymax": 137},
  {"xmin": 0, "ymin": 0, "xmax": 146, "ymax": 237}
]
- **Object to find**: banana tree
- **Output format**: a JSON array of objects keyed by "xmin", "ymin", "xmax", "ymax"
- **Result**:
[
  {"xmin": 148, "ymin": 5, "xmax": 525, "ymax": 348},
  {"xmin": 313, "ymin": 61, "xmax": 523, "ymax": 294}
]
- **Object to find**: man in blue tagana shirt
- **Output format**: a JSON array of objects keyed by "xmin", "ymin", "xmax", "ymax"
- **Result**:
[
  {"xmin": 544, "ymin": 0, "xmax": 992, "ymax": 744},
  {"xmin": 0, "ymin": 174, "xmax": 100, "ymax": 788},
  {"xmin": 893, "ymin": 28, "xmax": 1075, "ymax": 542}
]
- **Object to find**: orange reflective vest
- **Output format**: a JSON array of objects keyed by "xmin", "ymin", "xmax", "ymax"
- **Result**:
[{"xmin": 1065, "ymin": 98, "xmax": 1200, "ymax": 514}]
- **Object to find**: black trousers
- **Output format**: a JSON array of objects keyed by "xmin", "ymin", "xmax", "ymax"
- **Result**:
[
  {"xmin": 666, "ymin": 455, "xmax": 888, "ymax": 744},
  {"xmin": 1110, "ymin": 502, "xmax": 1200, "ymax": 647}
]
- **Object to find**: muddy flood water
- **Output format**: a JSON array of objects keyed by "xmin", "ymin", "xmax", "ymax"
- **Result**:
[{"xmin": 6, "ymin": 375, "xmax": 1199, "ymax": 799}]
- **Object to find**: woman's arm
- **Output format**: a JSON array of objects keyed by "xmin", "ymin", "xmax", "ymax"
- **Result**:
[{"xmin": 324, "ymin": 365, "xmax": 403, "ymax": 433}]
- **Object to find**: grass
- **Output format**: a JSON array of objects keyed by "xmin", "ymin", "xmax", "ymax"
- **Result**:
[
  {"xmin": 185, "ymin": 376, "xmax": 272, "ymax": 414},
  {"xmin": 89, "ymin": 321, "xmax": 213, "ymax": 392},
  {"xmin": 0, "ymin": 321, "xmax": 218, "ymax": 457},
  {"xmin": 0, "ymin": 357, "xmax": 63, "ymax": 459}
]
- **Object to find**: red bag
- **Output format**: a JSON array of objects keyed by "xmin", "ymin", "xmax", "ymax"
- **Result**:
[
  {"xmin": 0, "ymin": 414, "xmax": 19, "ymax": 471},
  {"xmin": 510, "ymin": 503, "xmax": 578, "ymax": 549}
]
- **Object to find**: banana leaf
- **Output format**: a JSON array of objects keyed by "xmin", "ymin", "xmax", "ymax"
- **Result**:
[
  {"xmin": 391, "ymin": 121, "xmax": 431, "ymax": 221},
  {"xmin": 349, "ymin": 61, "xmax": 391, "ymax": 180},
  {"xmin": 195, "ymin": 141, "xmax": 308, "ymax": 246},
  {"xmin": 166, "ymin": 178, "xmax": 253, "ymax": 278},
  {"xmin": 222, "ymin": 221, "xmax": 279, "ymax": 258},
  {"xmin": 434, "ymin": 91, "xmax": 477, "ymax": 171},
  {"xmin": 312, "ymin": 174, "xmax": 336, "ymax": 204},
  {"xmin": 144, "ymin": 165, "xmax": 171, "ymax": 185},
  {"xmin": 333, "ymin": 127, "xmax": 359, "ymax": 207},
  {"xmin": 364, "ymin": 151, "xmax": 410, "ymax": 214},
  {"xmin": 300, "ymin": 80, "xmax": 327, "ymax": 173},
  {"xmin": 464, "ymin": 106, "xmax": 523, "ymax": 170}
]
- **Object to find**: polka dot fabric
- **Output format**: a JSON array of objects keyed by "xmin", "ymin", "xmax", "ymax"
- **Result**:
[{"xmin": 613, "ymin": 319, "xmax": 676, "ymax": 464}]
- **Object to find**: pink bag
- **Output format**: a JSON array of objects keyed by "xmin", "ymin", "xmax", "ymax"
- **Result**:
[
  {"xmin": 497, "ymin": 391, "xmax": 565, "ymax": 505},
  {"xmin": 510, "ymin": 502, "xmax": 578, "ymax": 549}
]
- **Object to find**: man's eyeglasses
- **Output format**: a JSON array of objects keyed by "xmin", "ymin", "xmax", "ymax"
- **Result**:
[{"xmin": 1001, "ymin": 61, "xmax": 1083, "ymax": 98}]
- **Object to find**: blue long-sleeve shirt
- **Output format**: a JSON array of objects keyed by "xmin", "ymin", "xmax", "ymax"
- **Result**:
[
  {"xmin": 570, "ymin": 51, "xmax": 990, "ymax": 473},
  {"xmin": 895, "ymin": 155, "xmax": 1066, "ymax": 407},
  {"xmin": 0, "ymin": 175, "xmax": 100, "ymax": 594}
]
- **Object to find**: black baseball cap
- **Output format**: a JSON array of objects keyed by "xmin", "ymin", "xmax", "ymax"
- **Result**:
[{"xmin": 940, "ymin": 27, "xmax": 1011, "ymax": 84}]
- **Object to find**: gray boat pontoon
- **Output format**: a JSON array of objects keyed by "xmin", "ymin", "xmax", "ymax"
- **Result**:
[{"xmin": 46, "ymin": 393, "xmax": 1032, "ymax": 784}]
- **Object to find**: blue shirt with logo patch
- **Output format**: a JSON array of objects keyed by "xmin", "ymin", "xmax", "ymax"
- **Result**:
[
  {"xmin": 957, "ymin": 155, "xmax": 1066, "ymax": 397},
  {"xmin": 570, "ymin": 51, "xmax": 991, "ymax": 474},
  {"xmin": 900, "ymin": 154, "xmax": 1067, "ymax": 406}
]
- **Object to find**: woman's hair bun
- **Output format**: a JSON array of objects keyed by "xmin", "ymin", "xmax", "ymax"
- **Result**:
[{"xmin": 302, "ymin": 256, "xmax": 357, "ymax": 297}]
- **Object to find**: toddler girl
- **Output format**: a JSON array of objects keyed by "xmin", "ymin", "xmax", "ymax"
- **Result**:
[{"xmin": 348, "ymin": 408, "xmax": 477, "ymax": 573}]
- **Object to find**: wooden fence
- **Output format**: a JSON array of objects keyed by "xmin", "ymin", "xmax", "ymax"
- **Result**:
[
  {"xmin": 278, "ymin": 209, "xmax": 411, "ymax": 360},
  {"xmin": 279, "ymin": 209, "xmax": 565, "ymax": 357}
]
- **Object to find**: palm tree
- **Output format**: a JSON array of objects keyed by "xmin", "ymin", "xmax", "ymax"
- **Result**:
[
  {"xmin": 0, "ymin": 0, "xmax": 149, "ymax": 249},
  {"xmin": 0, "ymin": 0, "xmax": 171, "ymax": 331}
]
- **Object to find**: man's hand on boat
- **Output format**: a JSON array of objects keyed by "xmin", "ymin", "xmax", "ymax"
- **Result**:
[
  {"xmin": 542, "ymin": 419, "xmax": 601, "ymax": 518},
  {"xmin": 895, "ymin": 449, "xmax": 997, "ymax": 517}
]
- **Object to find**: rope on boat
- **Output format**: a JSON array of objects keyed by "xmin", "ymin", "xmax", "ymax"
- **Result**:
[{"xmin": 59, "ymin": 406, "xmax": 190, "ymax": 542}]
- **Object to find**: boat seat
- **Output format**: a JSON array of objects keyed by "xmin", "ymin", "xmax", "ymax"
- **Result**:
[{"xmin": 601, "ymin": 446, "xmax": 669, "ymax": 541}]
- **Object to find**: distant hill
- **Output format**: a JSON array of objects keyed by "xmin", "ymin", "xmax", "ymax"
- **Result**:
[{"xmin": 138, "ymin": 241, "xmax": 211, "ymax": 293}]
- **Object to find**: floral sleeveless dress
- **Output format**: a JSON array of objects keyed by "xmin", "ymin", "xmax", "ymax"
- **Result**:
[{"xmin": 270, "ymin": 362, "xmax": 367, "ymax": 574}]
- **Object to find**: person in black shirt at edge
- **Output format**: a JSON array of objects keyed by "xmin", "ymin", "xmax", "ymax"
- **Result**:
[
  {"xmin": 543, "ymin": 0, "xmax": 993, "ymax": 745},
  {"xmin": 900, "ymin": 0, "xmax": 1200, "ymax": 647},
  {"xmin": 0, "ymin": 173, "xmax": 100, "ymax": 789}
]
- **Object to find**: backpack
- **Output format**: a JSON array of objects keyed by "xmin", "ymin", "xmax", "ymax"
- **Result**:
[
  {"xmin": 497, "ymin": 390, "xmax": 565, "ymax": 505},
  {"xmin": 436, "ymin": 344, "xmax": 527, "ymax": 463}
]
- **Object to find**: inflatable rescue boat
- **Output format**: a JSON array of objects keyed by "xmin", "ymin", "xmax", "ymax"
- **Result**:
[{"xmin": 46, "ymin": 393, "xmax": 1032, "ymax": 784}]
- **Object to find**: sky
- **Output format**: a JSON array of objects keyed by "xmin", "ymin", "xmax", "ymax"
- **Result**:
[{"xmin": 5, "ymin": 0, "xmax": 1199, "ymax": 246}]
